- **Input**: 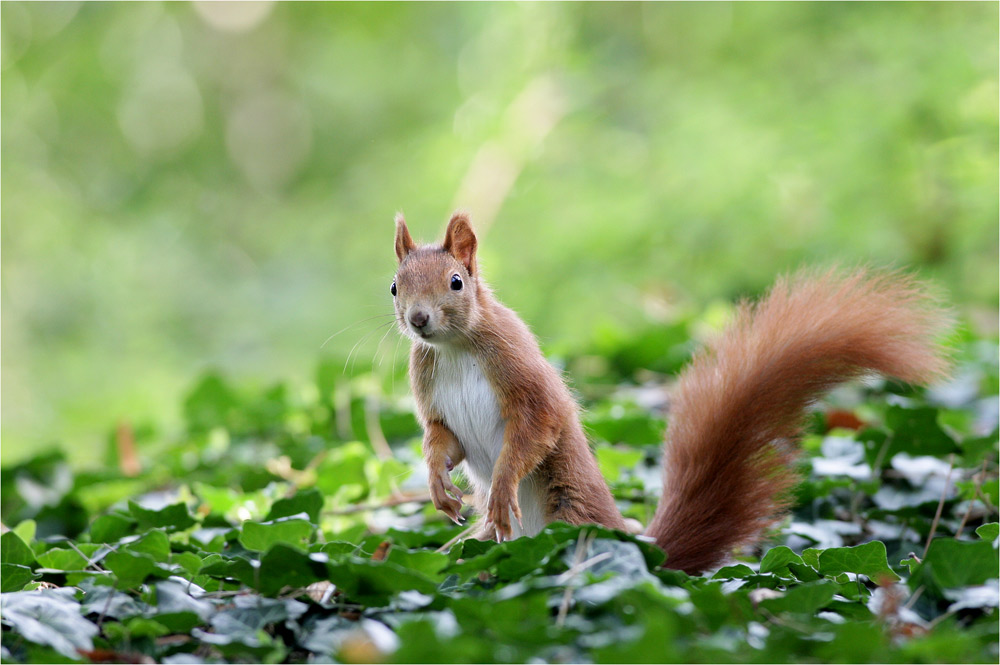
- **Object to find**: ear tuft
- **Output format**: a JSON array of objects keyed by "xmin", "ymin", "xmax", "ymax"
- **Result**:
[
  {"xmin": 443, "ymin": 211, "xmax": 478, "ymax": 275},
  {"xmin": 394, "ymin": 213, "xmax": 416, "ymax": 262}
]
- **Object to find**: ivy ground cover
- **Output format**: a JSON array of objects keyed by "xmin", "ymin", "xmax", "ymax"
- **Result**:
[{"xmin": 1, "ymin": 323, "xmax": 998, "ymax": 663}]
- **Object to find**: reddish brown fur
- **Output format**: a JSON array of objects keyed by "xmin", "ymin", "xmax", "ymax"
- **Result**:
[
  {"xmin": 646, "ymin": 268, "xmax": 950, "ymax": 573},
  {"xmin": 393, "ymin": 214, "xmax": 949, "ymax": 572},
  {"xmin": 395, "ymin": 213, "xmax": 624, "ymax": 538}
]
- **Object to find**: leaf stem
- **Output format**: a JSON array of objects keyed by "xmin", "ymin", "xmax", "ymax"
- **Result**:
[{"xmin": 923, "ymin": 454, "xmax": 955, "ymax": 558}]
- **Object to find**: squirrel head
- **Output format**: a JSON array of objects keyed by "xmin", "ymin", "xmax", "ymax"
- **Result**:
[{"xmin": 391, "ymin": 211, "xmax": 481, "ymax": 345}]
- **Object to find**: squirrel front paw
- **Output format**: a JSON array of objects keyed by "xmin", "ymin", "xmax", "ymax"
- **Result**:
[
  {"xmin": 428, "ymin": 469, "xmax": 464, "ymax": 524},
  {"xmin": 483, "ymin": 489, "xmax": 522, "ymax": 542}
]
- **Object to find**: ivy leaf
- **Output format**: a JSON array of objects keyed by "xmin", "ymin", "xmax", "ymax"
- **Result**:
[
  {"xmin": 103, "ymin": 549, "xmax": 165, "ymax": 589},
  {"xmin": 35, "ymin": 547, "xmax": 89, "ymax": 571},
  {"xmin": 265, "ymin": 488, "xmax": 324, "ymax": 523},
  {"xmin": 884, "ymin": 406, "xmax": 960, "ymax": 457},
  {"xmin": 818, "ymin": 541, "xmax": 900, "ymax": 583},
  {"xmin": 129, "ymin": 529, "xmax": 171, "ymax": 563},
  {"xmin": 712, "ymin": 564, "xmax": 755, "ymax": 580},
  {"xmin": 912, "ymin": 539, "xmax": 999, "ymax": 593},
  {"xmin": 758, "ymin": 581, "xmax": 837, "ymax": 615},
  {"xmin": 788, "ymin": 562, "xmax": 822, "ymax": 582},
  {"xmin": 975, "ymin": 522, "xmax": 999, "ymax": 542},
  {"xmin": 257, "ymin": 544, "xmax": 329, "ymax": 595},
  {"xmin": 1, "ymin": 532, "xmax": 35, "ymax": 567},
  {"xmin": 128, "ymin": 500, "xmax": 196, "ymax": 532},
  {"xmin": 209, "ymin": 594, "xmax": 307, "ymax": 641},
  {"xmin": 759, "ymin": 546, "xmax": 804, "ymax": 576},
  {"xmin": 79, "ymin": 578, "xmax": 150, "ymax": 619},
  {"xmin": 384, "ymin": 548, "xmax": 450, "ymax": 582},
  {"xmin": 239, "ymin": 517, "xmax": 314, "ymax": 551},
  {"xmin": 172, "ymin": 551, "xmax": 204, "ymax": 577},
  {"xmin": 0, "ymin": 590, "xmax": 98, "ymax": 659},
  {"xmin": 1, "ymin": 564, "xmax": 38, "ymax": 592},
  {"xmin": 89, "ymin": 513, "xmax": 136, "ymax": 543},
  {"xmin": 155, "ymin": 579, "xmax": 214, "ymax": 621},
  {"xmin": 13, "ymin": 520, "xmax": 36, "ymax": 544},
  {"xmin": 801, "ymin": 548, "xmax": 822, "ymax": 569},
  {"xmin": 117, "ymin": 616, "xmax": 170, "ymax": 640},
  {"xmin": 325, "ymin": 558, "xmax": 437, "ymax": 606}
]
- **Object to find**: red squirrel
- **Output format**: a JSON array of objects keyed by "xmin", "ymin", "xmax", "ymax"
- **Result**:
[{"xmin": 391, "ymin": 211, "xmax": 949, "ymax": 574}]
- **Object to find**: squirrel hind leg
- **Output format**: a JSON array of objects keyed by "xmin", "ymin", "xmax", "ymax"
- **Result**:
[{"xmin": 544, "ymin": 481, "xmax": 628, "ymax": 532}]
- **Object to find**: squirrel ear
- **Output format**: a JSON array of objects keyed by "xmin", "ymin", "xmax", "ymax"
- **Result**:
[
  {"xmin": 443, "ymin": 211, "xmax": 477, "ymax": 275},
  {"xmin": 394, "ymin": 213, "xmax": 416, "ymax": 262}
]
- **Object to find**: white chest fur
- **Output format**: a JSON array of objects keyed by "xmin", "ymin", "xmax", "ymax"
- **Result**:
[{"xmin": 429, "ymin": 349, "xmax": 546, "ymax": 537}]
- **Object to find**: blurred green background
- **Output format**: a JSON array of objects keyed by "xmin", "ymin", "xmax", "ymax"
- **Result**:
[{"xmin": 2, "ymin": 1, "xmax": 997, "ymax": 466}]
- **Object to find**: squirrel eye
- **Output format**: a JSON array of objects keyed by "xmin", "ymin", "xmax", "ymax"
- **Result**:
[
  {"xmin": 390, "ymin": 281, "xmax": 397, "ymax": 297},
  {"xmin": 450, "ymin": 274, "xmax": 463, "ymax": 291}
]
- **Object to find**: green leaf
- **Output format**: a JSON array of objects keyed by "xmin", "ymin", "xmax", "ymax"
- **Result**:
[
  {"xmin": 884, "ymin": 405, "xmax": 960, "ymax": 457},
  {"xmin": 975, "ymin": 522, "xmax": 999, "ymax": 541},
  {"xmin": 1, "ymin": 564, "xmax": 38, "ymax": 592},
  {"xmin": 172, "ymin": 551, "xmax": 204, "ymax": 577},
  {"xmin": 801, "ymin": 548, "xmax": 822, "ymax": 569},
  {"xmin": 818, "ymin": 541, "xmax": 900, "ymax": 583},
  {"xmin": 13, "ymin": 520, "xmax": 36, "ymax": 544},
  {"xmin": 385, "ymin": 548, "xmax": 450, "ymax": 582},
  {"xmin": 239, "ymin": 517, "xmax": 314, "ymax": 551},
  {"xmin": 124, "ymin": 616, "xmax": 170, "ymax": 639},
  {"xmin": 759, "ymin": 546, "xmax": 804, "ymax": 576},
  {"xmin": 103, "ymin": 550, "xmax": 162, "ymax": 588},
  {"xmin": 325, "ymin": 558, "xmax": 437, "ymax": 606},
  {"xmin": 89, "ymin": 513, "xmax": 136, "ymax": 543},
  {"xmin": 265, "ymin": 488, "xmax": 324, "ymax": 523},
  {"xmin": 712, "ymin": 564, "xmax": 755, "ymax": 579},
  {"xmin": 1, "ymin": 531, "xmax": 35, "ymax": 567},
  {"xmin": 957, "ymin": 428, "xmax": 999, "ymax": 464},
  {"xmin": 788, "ymin": 562, "xmax": 822, "ymax": 582},
  {"xmin": 316, "ymin": 541, "xmax": 360, "ymax": 560},
  {"xmin": 257, "ymin": 544, "xmax": 329, "ymax": 595},
  {"xmin": 914, "ymin": 538, "xmax": 999, "ymax": 591},
  {"xmin": 129, "ymin": 529, "xmax": 171, "ymax": 563},
  {"xmin": 758, "ymin": 581, "xmax": 837, "ymax": 614},
  {"xmin": 35, "ymin": 547, "xmax": 89, "ymax": 571},
  {"xmin": 128, "ymin": 500, "xmax": 196, "ymax": 532},
  {"xmin": 377, "ymin": 524, "xmax": 466, "ymax": 550}
]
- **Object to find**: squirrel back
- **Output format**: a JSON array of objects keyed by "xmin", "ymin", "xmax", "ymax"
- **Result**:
[{"xmin": 646, "ymin": 268, "xmax": 950, "ymax": 573}]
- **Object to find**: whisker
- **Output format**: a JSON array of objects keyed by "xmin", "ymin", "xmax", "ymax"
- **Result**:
[
  {"xmin": 321, "ymin": 313, "xmax": 396, "ymax": 349},
  {"xmin": 391, "ymin": 330, "xmax": 404, "ymax": 393},
  {"xmin": 343, "ymin": 320, "xmax": 396, "ymax": 374},
  {"xmin": 351, "ymin": 319, "xmax": 398, "ymax": 375},
  {"xmin": 372, "ymin": 321, "xmax": 397, "ymax": 372},
  {"xmin": 430, "ymin": 344, "xmax": 438, "ymax": 384}
]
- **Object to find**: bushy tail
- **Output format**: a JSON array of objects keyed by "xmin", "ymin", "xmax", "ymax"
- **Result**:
[{"xmin": 646, "ymin": 268, "xmax": 950, "ymax": 574}]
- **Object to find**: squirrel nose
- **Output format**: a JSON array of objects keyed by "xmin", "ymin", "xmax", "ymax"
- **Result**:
[{"xmin": 409, "ymin": 309, "xmax": 429, "ymax": 329}]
